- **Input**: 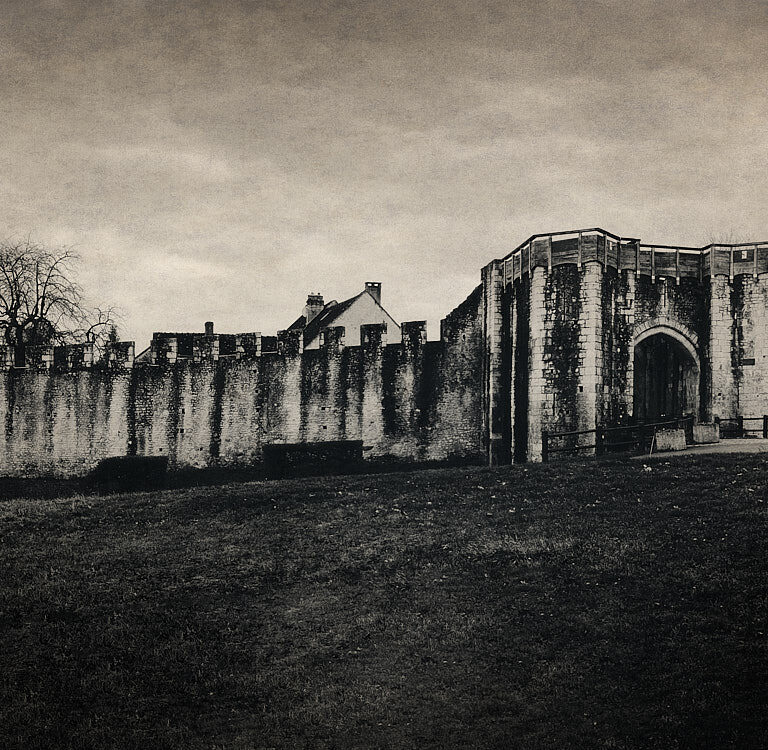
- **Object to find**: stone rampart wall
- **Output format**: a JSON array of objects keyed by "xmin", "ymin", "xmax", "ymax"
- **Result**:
[{"xmin": 0, "ymin": 290, "xmax": 484, "ymax": 477}]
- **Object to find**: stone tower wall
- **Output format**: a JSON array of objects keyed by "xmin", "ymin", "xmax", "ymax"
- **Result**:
[{"xmin": 483, "ymin": 230, "xmax": 768, "ymax": 462}]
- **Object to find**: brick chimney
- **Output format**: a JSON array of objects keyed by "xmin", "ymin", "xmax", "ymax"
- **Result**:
[
  {"xmin": 365, "ymin": 282, "xmax": 381, "ymax": 305},
  {"xmin": 304, "ymin": 293, "xmax": 324, "ymax": 324},
  {"xmin": 204, "ymin": 321, "xmax": 214, "ymax": 335}
]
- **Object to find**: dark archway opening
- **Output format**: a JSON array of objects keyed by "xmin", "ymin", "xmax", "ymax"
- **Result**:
[{"xmin": 633, "ymin": 333, "xmax": 699, "ymax": 422}]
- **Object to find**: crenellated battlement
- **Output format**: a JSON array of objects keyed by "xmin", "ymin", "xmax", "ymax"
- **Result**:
[
  {"xmin": 276, "ymin": 328, "xmax": 303, "ymax": 356},
  {"xmin": 149, "ymin": 329, "xmax": 263, "ymax": 365},
  {"xmin": 54, "ymin": 343, "xmax": 95, "ymax": 371},
  {"xmin": 319, "ymin": 325, "xmax": 345, "ymax": 352},
  {"xmin": 104, "ymin": 341, "xmax": 135, "ymax": 369},
  {"xmin": 0, "ymin": 340, "xmax": 137, "ymax": 372},
  {"xmin": 130, "ymin": 312, "xmax": 465, "ymax": 372},
  {"xmin": 283, "ymin": 320, "xmax": 430, "ymax": 355}
]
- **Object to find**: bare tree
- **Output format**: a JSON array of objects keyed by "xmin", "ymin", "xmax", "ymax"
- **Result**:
[
  {"xmin": 0, "ymin": 240, "xmax": 119, "ymax": 366},
  {"xmin": 77, "ymin": 306, "xmax": 122, "ymax": 347}
]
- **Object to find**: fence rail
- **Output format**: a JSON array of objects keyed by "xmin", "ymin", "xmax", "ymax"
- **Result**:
[
  {"xmin": 542, "ymin": 416, "xmax": 695, "ymax": 463},
  {"xmin": 716, "ymin": 415, "xmax": 768, "ymax": 439},
  {"xmin": 543, "ymin": 415, "xmax": 768, "ymax": 462}
]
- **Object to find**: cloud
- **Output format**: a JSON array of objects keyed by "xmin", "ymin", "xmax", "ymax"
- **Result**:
[{"xmin": 0, "ymin": 0, "xmax": 765, "ymax": 348}]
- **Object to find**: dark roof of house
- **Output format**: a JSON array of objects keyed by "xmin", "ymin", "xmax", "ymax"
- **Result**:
[
  {"xmin": 301, "ymin": 293, "xmax": 363, "ymax": 344},
  {"xmin": 134, "ymin": 346, "xmax": 151, "ymax": 363}
]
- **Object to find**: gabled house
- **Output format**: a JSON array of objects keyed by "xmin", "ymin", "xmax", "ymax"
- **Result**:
[{"xmin": 287, "ymin": 282, "xmax": 400, "ymax": 350}]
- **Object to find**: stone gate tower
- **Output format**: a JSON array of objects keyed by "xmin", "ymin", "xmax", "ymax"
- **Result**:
[{"xmin": 480, "ymin": 228, "xmax": 768, "ymax": 463}]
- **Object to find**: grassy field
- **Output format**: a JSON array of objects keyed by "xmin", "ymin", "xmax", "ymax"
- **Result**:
[{"xmin": 1, "ymin": 455, "xmax": 767, "ymax": 749}]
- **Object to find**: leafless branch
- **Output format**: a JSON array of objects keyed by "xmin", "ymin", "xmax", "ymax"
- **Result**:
[{"xmin": 0, "ymin": 240, "xmax": 120, "ymax": 363}]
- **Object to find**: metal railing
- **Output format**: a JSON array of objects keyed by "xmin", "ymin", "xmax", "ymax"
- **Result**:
[
  {"xmin": 542, "ymin": 416, "xmax": 695, "ymax": 463},
  {"xmin": 542, "ymin": 415, "xmax": 768, "ymax": 462},
  {"xmin": 716, "ymin": 416, "xmax": 768, "ymax": 439}
]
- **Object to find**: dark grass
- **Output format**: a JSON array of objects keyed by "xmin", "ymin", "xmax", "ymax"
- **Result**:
[
  {"xmin": 1, "ymin": 455, "xmax": 767, "ymax": 749},
  {"xmin": 0, "ymin": 455, "xmax": 482, "ymax": 501}
]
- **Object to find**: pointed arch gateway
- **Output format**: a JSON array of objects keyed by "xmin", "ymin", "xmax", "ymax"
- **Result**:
[{"xmin": 632, "ymin": 322, "xmax": 701, "ymax": 423}]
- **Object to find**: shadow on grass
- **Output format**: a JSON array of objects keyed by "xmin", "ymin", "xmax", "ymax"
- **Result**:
[{"xmin": 0, "ymin": 454, "xmax": 485, "ymax": 501}]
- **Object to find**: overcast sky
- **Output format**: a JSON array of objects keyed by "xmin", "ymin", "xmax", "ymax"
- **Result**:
[{"xmin": 2, "ymin": 0, "xmax": 767, "ymax": 347}]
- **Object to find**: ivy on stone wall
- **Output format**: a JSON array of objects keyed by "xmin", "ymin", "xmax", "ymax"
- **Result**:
[
  {"xmin": 636, "ymin": 276, "xmax": 661, "ymax": 322},
  {"xmin": 513, "ymin": 276, "xmax": 530, "ymax": 462},
  {"xmin": 380, "ymin": 345, "xmax": 401, "ymax": 436},
  {"xmin": 730, "ymin": 276, "xmax": 745, "ymax": 386},
  {"xmin": 603, "ymin": 268, "xmax": 632, "ymax": 424},
  {"xmin": 546, "ymin": 266, "xmax": 581, "ymax": 428},
  {"xmin": 299, "ymin": 349, "xmax": 330, "ymax": 440}
]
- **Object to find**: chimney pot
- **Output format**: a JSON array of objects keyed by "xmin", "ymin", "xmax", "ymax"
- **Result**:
[
  {"xmin": 304, "ymin": 293, "xmax": 325, "ymax": 324},
  {"xmin": 365, "ymin": 282, "xmax": 382, "ymax": 305},
  {"xmin": 205, "ymin": 321, "xmax": 214, "ymax": 335}
]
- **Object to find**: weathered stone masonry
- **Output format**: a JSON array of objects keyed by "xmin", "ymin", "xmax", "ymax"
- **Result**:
[
  {"xmin": 0, "ymin": 290, "xmax": 484, "ymax": 476},
  {"xmin": 482, "ymin": 229, "xmax": 768, "ymax": 463},
  {"xmin": 1, "ymin": 227, "xmax": 767, "ymax": 477}
]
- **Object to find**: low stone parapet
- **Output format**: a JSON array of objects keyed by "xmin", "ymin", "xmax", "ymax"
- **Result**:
[
  {"xmin": 693, "ymin": 422, "xmax": 720, "ymax": 444},
  {"xmin": 654, "ymin": 428, "xmax": 687, "ymax": 452}
]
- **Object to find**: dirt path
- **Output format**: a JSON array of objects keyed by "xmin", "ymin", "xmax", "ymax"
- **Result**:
[{"xmin": 635, "ymin": 437, "xmax": 768, "ymax": 459}]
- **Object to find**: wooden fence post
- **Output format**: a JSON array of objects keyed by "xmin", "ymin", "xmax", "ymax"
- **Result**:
[
  {"xmin": 595, "ymin": 429, "xmax": 603, "ymax": 457},
  {"xmin": 541, "ymin": 430, "xmax": 549, "ymax": 463},
  {"xmin": 763, "ymin": 415, "xmax": 768, "ymax": 439},
  {"xmin": 738, "ymin": 415, "xmax": 744, "ymax": 437}
]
